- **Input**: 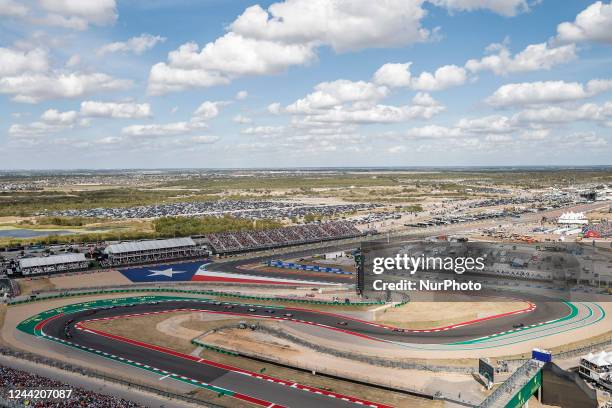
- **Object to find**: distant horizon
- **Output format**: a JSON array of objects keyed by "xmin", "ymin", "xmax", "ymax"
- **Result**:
[{"xmin": 1, "ymin": 164, "xmax": 612, "ymax": 174}]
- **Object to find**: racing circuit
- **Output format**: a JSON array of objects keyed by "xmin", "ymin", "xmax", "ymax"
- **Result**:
[
  {"xmin": 17, "ymin": 291, "xmax": 606, "ymax": 408},
  {"xmin": 8, "ymin": 207, "xmax": 611, "ymax": 407}
]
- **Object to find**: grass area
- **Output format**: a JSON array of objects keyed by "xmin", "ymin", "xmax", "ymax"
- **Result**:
[
  {"xmin": 0, "ymin": 214, "xmax": 283, "ymax": 246},
  {"xmin": 153, "ymin": 216, "xmax": 282, "ymax": 236}
]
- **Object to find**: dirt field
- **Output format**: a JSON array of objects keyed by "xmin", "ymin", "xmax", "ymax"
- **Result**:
[
  {"xmin": 374, "ymin": 301, "xmax": 530, "ymax": 329},
  {"xmin": 85, "ymin": 312, "xmax": 198, "ymax": 354},
  {"xmin": 49, "ymin": 270, "xmax": 131, "ymax": 288},
  {"xmin": 16, "ymin": 276, "xmax": 56, "ymax": 295}
]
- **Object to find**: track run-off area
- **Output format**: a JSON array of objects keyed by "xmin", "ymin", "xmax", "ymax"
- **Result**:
[{"xmin": 15, "ymin": 293, "xmax": 606, "ymax": 408}]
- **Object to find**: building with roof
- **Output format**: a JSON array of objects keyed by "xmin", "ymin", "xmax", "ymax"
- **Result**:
[
  {"xmin": 579, "ymin": 350, "xmax": 612, "ymax": 383},
  {"xmin": 19, "ymin": 253, "xmax": 88, "ymax": 275},
  {"xmin": 103, "ymin": 237, "xmax": 204, "ymax": 266}
]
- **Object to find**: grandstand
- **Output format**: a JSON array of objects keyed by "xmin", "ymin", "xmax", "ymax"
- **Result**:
[
  {"xmin": 206, "ymin": 221, "xmax": 362, "ymax": 254},
  {"xmin": 103, "ymin": 237, "xmax": 205, "ymax": 266},
  {"xmin": 18, "ymin": 253, "xmax": 88, "ymax": 276}
]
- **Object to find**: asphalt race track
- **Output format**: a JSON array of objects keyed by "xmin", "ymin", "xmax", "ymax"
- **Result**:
[
  {"xmin": 213, "ymin": 244, "xmax": 359, "ymax": 284},
  {"xmin": 27, "ymin": 293, "xmax": 600, "ymax": 408}
]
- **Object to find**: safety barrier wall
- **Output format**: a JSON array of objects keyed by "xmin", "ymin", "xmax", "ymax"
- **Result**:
[
  {"xmin": 9, "ymin": 286, "xmax": 383, "ymax": 307},
  {"xmin": 191, "ymin": 338, "xmax": 239, "ymax": 356}
]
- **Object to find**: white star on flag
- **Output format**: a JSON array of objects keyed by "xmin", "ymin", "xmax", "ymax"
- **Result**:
[{"xmin": 147, "ymin": 268, "xmax": 186, "ymax": 278}]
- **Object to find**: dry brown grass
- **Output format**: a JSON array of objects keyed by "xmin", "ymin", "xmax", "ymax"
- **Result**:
[
  {"xmin": 198, "ymin": 349, "xmax": 440, "ymax": 408},
  {"xmin": 375, "ymin": 301, "xmax": 529, "ymax": 329},
  {"xmin": 0, "ymin": 304, "xmax": 7, "ymax": 346},
  {"xmin": 85, "ymin": 312, "xmax": 196, "ymax": 354},
  {"xmin": 16, "ymin": 277, "xmax": 56, "ymax": 295}
]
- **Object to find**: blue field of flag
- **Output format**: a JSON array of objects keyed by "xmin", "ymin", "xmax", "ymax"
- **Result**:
[{"xmin": 119, "ymin": 261, "xmax": 210, "ymax": 282}]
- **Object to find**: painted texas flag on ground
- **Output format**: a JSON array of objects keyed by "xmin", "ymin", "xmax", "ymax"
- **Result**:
[
  {"xmin": 118, "ymin": 261, "xmax": 338, "ymax": 285},
  {"xmin": 118, "ymin": 261, "xmax": 206, "ymax": 282}
]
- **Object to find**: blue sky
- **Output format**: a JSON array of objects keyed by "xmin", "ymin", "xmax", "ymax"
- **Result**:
[{"xmin": 0, "ymin": 0, "xmax": 611, "ymax": 169}]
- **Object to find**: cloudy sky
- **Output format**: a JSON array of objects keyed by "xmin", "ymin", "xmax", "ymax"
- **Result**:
[{"xmin": 0, "ymin": 0, "xmax": 611, "ymax": 169}]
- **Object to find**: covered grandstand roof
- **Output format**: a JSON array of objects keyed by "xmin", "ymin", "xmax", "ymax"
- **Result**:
[
  {"xmin": 20, "ymin": 253, "xmax": 86, "ymax": 269},
  {"xmin": 104, "ymin": 237, "xmax": 196, "ymax": 255},
  {"xmin": 582, "ymin": 351, "xmax": 612, "ymax": 367}
]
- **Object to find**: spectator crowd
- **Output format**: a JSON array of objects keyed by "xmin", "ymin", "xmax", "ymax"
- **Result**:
[
  {"xmin": 207, "ymin": 221, "xmax": 362, "ymax": 253},
  {"xmin": 0, "ymin": 365, "xmax": 143, "ymax": 407}
]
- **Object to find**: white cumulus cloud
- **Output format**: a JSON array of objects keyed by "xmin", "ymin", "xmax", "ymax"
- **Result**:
[
  {"xmin": 37, "ymin": 0, "xmax": 118, "ymax": 30},
  {"xmin": 193, "ymin": 101, "xmax": 226, "ymax": 120},
  {"xmin": 466, "ymin": 42, "xmax": 576, "ymax": 75},
  {"xmin": 0, "ymin": 0, "xmax": 28, "ymax": 17},
  {"xmin": 0, "ymin": 72, "xmax": 132, "ymax": 103},
  {"xmin": 486, "ymin": 79, "xmax": 612, "ymax": 107},
  {"xmin": 40, "ymin": 108, "xmax": 79, "ymax": 125},
  {"xmin": 121, "ymin": 121, "xmax": 207, "ymax": 137},
  {"xmin": 0, "ymin": 48, "xmax": 48, "ymax": 76},
  {"xmin": 410, "ymin": 64, "xmax": 467, "ymax": 91},
  {"xmin": 97, "ymin": 34, "xmax": 166, "ymax": 56},
  {"xmin": 230, "ymin": 0, "xmax": 429, "ymax": 52},
  {"xmin": 148, "ymin": 0, "xmax": 431, "ymax": 94},
  {"xmin": 373, "ymin": 62, "xmax": 467, "ymax": 91},
  {"xmin": 80, "ymin": 101, "xmax": 152, "ymax": 119},
  {"xmin": 286, "ymin": 80, "xmax": 388, "ymax": 113},
  {"xmin": 373, "ymin": 63, "xmax": 412, "ymax": 88},
  {"xmin": 556, "ymin": 1, "xmax": 612, "ymax": 44}
]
